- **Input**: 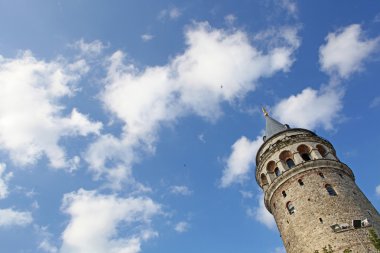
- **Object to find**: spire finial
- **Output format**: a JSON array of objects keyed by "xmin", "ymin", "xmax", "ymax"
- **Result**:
[{"xmin": 262, "ymin": 107, "xmax": 269, "ymax": 117}]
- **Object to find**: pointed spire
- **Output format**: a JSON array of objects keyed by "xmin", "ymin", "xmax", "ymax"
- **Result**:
[{"xmin": 262, "ymin": 107, "xmax": 289, "ymax": 141}]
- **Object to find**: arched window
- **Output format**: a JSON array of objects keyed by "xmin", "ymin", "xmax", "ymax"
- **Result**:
[
  {"xmin": 274, "ymin": 167, "xmax": 281, "ymax": 177},
  {"xmin": 286, "ymin": 158, "xmax": 295, "ymax": 169},
  {"xmin": 261, "ymin": 174, "xmax": 268, "ymax": 186},
  {"xmin": 286, "ymin": 202, "xmax": 295, "ymax": 214},
  {"xmin": 266, "ymin": 161, "xmax": 276, "ymax": 178},
  {"xmin": 325, "ymin": 184, "xmax": 337, "ymax": 196},
  {"xmin": 282, "ymin": 191, "xmax": 287, "ymax": 197},
  {"xmin": 301, "ymin": 153, "xmax": 311, "ymax": 161},
  {"xmin": 297, "ymin": 144, "xmax": 311, "ymax": 161},
  {"xmin": 316, "ymin": 144, "xmax": 327, "ymax": 157},
  {"xmin": 298, "ymin": 179, "xmax": 304, "ymax": 186},
  {"xmin": 279, "ymin": 150, "xmax": 294, "ymax": 170}
]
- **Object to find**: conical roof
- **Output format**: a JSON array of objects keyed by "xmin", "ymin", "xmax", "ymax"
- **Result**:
[{"xmin": 262, "ymin": 108, "xmax": 289, "ymax": 141}]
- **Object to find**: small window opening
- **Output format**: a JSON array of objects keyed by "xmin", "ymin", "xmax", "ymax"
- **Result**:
[
  {"xmin": 282, "ymin": 191, "xmax": 287, "ymax": 197},
  {"xmin": 319, "ymin": 172, "xmax": 325, "ymax": 178},
  {"xmin": 326, "ymin": 184, "xmax": 337, "ymax": 196},
  {"xmin": 286, "ymin": 158, "xmax": 295, "ymax": 169},
  {"xmin": 273, "ymin": 203, "xmax": 276, "ymax": 209},
  {"xmin": 319, "ymin": 218, "xmax": 323, "ymax": 224},
  {"xmin": 298, "ymin": 179, "xmax": 304, "ymax": 186},
  {"xmin": 317, "ymin": 144, "xmax": 327, "ymax": 157},
  {"xmin": 274, "ymin": 167, "xmax": 281, "ymax": 177},
  {"xmin": 286, "ymin": 202, "xmax": 295, "ymax": 214},
  {"xmin": 367, "ymin": 210, "xmax": 372, "ymax": 217},
  {"xmin": 339, "ymin": 173, "xmax": 343, "ymax": 179},
  {"xmin": 301, "ymin": 153, "xmax": 311, "ymax": 161}
]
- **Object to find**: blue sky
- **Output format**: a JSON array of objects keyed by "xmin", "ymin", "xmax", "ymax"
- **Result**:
[{"xmin": 0, "ymin": 1, "xmax": 379, "ymax": 252}]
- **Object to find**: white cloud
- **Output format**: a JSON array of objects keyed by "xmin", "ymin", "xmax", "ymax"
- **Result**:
[
  {"xmin": 273, "ymin": 87, "xmax": 343, "ymax": 130},
  {"xmin": 198, "ymin": 133, "xmax": 206, "ymax": 143},
  {"xmin": 0, "ymin": 51, "xmax": 102, "ymax": 169},
  {"xmin": 0, "ymin": 208, "xmax": 32, "ymax": 227},
  {"xmin": 376, "ymin": 185, "xmax": 380, "ymax": 196},
  {"xmin": 86, "ymin": 22, "xmax": 300, "ymax": 186},
  {"xmin": 141, "ymin": 34, "xmax": 154, "ymax": 42},
  {"xmin": 220, "ymin": 136, "xmax": 263, "ymax": 187},
  {"xmin": 279, "ymin": 0, "xmax": 298, "ymax": 17},
  {"xmin": 246, "ymin": 192, "xmax": 276, "ymax": 229},
  {"xmin": 60, "ymin": 189, "xmax": 160, "ymax": 253},
  {"xmin": 36, "ymin": 226, "xmax": 58, "ymax": 253},
  {"xmin": 375, "ymin": 13, "xmax": 380, "ymax": 23},
  {"xmin": 72, "ymin": 39, "xmax": 106, "ymax": 56},
  {"xmin": 0, "ymin": 163, "xmax": 12, "ymax": 199},
  {"xmin": 224, "ymin": 14, "xmax": 236, "ymax": 25},
  {"xmin": 273, "ymin": 246, "xmax": 286, "ymax": 253},
  {"xmin": 240, "ymin": 190, "xmax": 253, "ymax": 199},
  {"xmin": 170, "ymin": 185, "xmax": 192, "ymax": 196},
  {"xmin": 174, "ymin": 221, "xmax": 189, "ymax": 233},
  {"xmin": 159, "ymin": 7, "xmax": 182, "ymax": 20},
  {"xmin": 319, "ymin": 24, "xmax": 380, "ymax": 78},
  {"xmin": 370, "ymin": 96, "xmax": 380, "ymax": 108}
]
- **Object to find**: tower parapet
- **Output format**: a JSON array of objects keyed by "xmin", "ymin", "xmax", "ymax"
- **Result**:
[{"xmin": 255, "ymin": 110, "xmax": 380, "ymax": 252}]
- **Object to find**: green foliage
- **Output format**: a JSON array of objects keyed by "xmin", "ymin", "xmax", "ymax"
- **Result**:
[
  {"xmin": 343, "ymin": 249, "xmax": 352, "ymax": 253},
  {"xmin": 322, "ymin": 245, "xmax": 334, "ymax": 253},
  {"xmin": 369, "ymin": 229, "xmax": 380, "ymax": 250},
  {"xmin": 315, "ymin": 245, "xmax": 334, "ymax": 253}
]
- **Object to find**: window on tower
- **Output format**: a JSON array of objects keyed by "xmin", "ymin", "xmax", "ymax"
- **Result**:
[
  {"xmin": 297, "ymin": 144, "xmax": 312, "ymax": 161},
  {"xmin": 261, "ymin": 174, "xmax": 268, "ymax": 186},
  {"xmin": 316, "ymin": 144, "xmax": 327, "ymax": 157},
  {"xmin": 286, "ymin": 158, "xmax": 295, "ymax": 169},
  {"xmin": 298, "ymin": 179, "xmax": 304, "ymax": 186},
  {"xmin": 282, "ymin": 191, "xmax": 287, "ymax": 197},
  {"xmin": 286, "ymin": 202, "xmax": 295, "ymax": 214},
  {"xmin": 274, "ymin": 167, "xmax": 281, "ymax": 177},
  {"xmin": 301, "ymin": 153, "xmax": 311, "ymax": 161},
  {"xmin": 325, "ymin": 184, "xmax": 337, "ymax": 196}
]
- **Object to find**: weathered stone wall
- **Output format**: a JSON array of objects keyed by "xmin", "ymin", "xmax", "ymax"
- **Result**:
[
  {"xmin": 271, "ymin": 167, "xmax": 380, "ymax": 252},
  {"xmin": 256, "ymin": 129, "xmax": 380, "ymax": 253}
]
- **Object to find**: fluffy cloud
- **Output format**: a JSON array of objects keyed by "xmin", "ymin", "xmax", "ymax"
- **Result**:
[
  {"xmin": 224, "ymin": 14, "xmax": 237, "ymax": 25},
  {"xmin": 0, "ymin": 163, "xmax": 13, "ymax": 199},
  {"xmin": 273, "ymin": 24, "xmax": 380, "ymax": 132},
  {"xmin": 72, "ymin": 39, "xmax": 106, "ymax": 56},
  {"xmin": 319, "ymin": 24, "xmax": 380, "ymax": 78},
  {"xmin": 170, "ymin": 185, "xmax": 192, "ymax": 196},
  {"xmin": 159, "ymin": 7, "xmax": 182, "ymax": 20},
  {"xmin": 220, "ymin": 136, "xmax": 263, "ymax": 187},
  {"xmin": 86, "ymin": 22, "xmax": 300, "ymax": 186},
  {"xmin": 141, "ymin": 34, "xmax": 154, "ymax": 42},
  {"xmin": 174, "ymin": 221, "xmax": 189, "ymax": 233},
  {"xmin": 273, "ymin": 87, "xmax": 343, "ymax": 130},
  {"xmin": 279, "ymin": 0, "xmax": 298, "ymax": 17},
  {"xmin": 60, "ymin": 189, "xmax": 160, "ymax": 253},
  {"xmin": 0, "ymin": 208, "xmax": 32, "ymax": 227},
  {"xmin": 246, "ymin": 192, "xmax": 275, "ymax": 229},
  {"xmin": 0, "ymin": 51, "xmax": 102, "ymax": 168}
]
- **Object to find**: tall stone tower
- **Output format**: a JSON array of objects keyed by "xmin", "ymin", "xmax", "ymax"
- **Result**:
[{"xmin": 255, "ymin": 109, "xmax": 380, "ymax": 253}]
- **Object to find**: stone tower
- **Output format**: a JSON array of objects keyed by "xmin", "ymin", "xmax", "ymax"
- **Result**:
[{"xmin": 255, "ymin": 109, "xmax": 380, "ymax": 253}]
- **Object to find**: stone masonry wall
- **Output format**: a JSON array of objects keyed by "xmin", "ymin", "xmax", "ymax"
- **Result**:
[{"xmin": 270, "ymin": 167, "xmax": 380, "ymax": 252}]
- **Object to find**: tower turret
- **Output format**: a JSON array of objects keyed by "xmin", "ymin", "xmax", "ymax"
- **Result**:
[{"xmin": 255, "ymin": 110, "xmax": 380, "ymax": 252}]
